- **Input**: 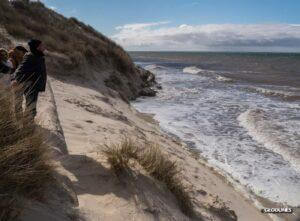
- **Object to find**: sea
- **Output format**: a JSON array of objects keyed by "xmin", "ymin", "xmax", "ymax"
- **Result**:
[{"xmin": 130, "ymin": 51, "xmax": 300, "ymax": 207}]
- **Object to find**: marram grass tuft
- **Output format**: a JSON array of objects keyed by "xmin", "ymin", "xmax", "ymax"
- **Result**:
[
  {"xmin": 103, "ymin": 139, "xmax": 194, "ymax": 216},
  {"xmin": 0, "ymin": 85, "xmax": 54, "ymax": 220}
]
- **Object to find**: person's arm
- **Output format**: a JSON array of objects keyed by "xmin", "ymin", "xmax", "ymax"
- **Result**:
[{"xmin": 14, "ymin": 54, "xmax": 36, "ymax": 84}]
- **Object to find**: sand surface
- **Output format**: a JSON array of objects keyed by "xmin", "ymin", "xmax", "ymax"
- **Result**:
[{"xmin": 41, "ymin": 76, "xmax": 275, "ymax": 221}]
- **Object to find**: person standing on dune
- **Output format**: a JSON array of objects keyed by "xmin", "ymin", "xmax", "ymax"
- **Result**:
[
  {"xmin": 0, "ymin": 48, "xmax": 13, "ymax": 75},
  {"xmin": 11, "ymin": 39, "xmax": 47, "ymax": 122},
  {"xmin": 0, "ymin": 48, "xmax": 14, "ymax": 87},
  {"xmin": 8, "ymin": 45, "xmax": 28, "ymax": 120},
  {"xmin": 8, "ymin": 46, "xmax": 28, "ymax": 74}
]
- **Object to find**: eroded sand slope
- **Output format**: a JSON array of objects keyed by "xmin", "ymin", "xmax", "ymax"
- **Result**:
[{"xmin": 45, "ymin": 76, "xmax": 271, "ymax": 221}]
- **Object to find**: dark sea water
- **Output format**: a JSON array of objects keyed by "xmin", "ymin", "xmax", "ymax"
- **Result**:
[{"xmin": 130, "ymin": 51, "xmax": 300, "ymax": 206}]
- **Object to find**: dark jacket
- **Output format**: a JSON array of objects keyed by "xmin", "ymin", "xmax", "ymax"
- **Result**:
[{"xmin": 13, "ymin": 52, "xmax": 47, "ymax": 92}]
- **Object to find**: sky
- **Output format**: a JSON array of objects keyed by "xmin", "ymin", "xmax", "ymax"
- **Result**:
[{"xmin": 40, "ymin": 0, "xmax": 300, "ymax": 52}]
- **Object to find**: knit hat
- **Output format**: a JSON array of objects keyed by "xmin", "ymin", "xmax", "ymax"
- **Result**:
[{"xmin": 28, "ymin": 39, "xmax": 42, "ymax": 53}]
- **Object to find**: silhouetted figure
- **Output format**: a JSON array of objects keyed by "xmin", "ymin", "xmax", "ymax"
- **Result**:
[
  {"xmin": 11, "ymin": 39, "xmax": 47, "ymax": 121},
  {"xmin": 0, "ymin": 48, "xmax": 12, "ymax": 75},
  {"xmin": 8, "ymin": 46, "xmax": 28, "ymax": 120}
]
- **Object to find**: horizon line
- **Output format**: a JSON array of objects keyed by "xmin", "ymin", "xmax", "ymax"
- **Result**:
[{"xmin": 127, "ymin": 50, "xmax": 300, "ymax": 54}]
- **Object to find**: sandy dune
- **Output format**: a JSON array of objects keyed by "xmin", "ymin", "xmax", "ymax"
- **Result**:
[{"xmin": 42, "ymin": 76, "xmax": 273, "ymax": 221}]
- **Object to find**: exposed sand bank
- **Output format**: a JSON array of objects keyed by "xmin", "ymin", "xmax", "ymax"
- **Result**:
[{"xmin": 42, "ymin": 76, "xmax": 275, "ymax": 221}]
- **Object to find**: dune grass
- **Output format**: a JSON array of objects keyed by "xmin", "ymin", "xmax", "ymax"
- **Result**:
[
  {"xmin": 103, "ymin": 139, "xmax": 194, "ymax": 216},
  {"xmin": 0, "ymin": 85, "xmax": 54, "ymax": 219},
  {"xmin": 102, "ymin": 139, "xmax": 138, "ymax": 174},
  {"xmin": 139, "ymin": 145, "xmax": 194, "ymax": 216},
  {"xmin": 0, "ymin": 0, "xmax": 135, "ymax": 73}
]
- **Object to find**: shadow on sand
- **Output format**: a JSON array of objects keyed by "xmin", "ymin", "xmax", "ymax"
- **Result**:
[{"xmin": 59, "ymin": 153, "xmax": 203, "ymax": 221}]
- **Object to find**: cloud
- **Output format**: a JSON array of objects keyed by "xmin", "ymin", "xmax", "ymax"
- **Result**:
[
  {"xmin": 49, "ymin": 6, "xmax": 57, "ymax": 11},
  {"xmin": 112, "ymin": 22, "xmax": 300, "ymax": 52},
  {"xmin": 115, "ymin": 21, "xmax": 170, "ymax": 31}
]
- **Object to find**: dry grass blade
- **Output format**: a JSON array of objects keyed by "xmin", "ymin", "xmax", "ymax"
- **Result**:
[
  {"xmin": 103, "ymin": 139, "xmax": 194, "ymax": 216},
  {"xmin": 103, "ymin": 144, "xmax": 129, "ymax": 174},
  {"xmin": 139, "ymin": 145, "xmax": 193, "ymax": 216},
  {"xmin": 139, "ymin": 145, "xmax": 180, "ymax": 181},
  {"xmin": 0, "ymin": 195, "xmax": 23, "ymax": 221},
  {"xmin": 102, "ymin": 139, "xmax": 138, "ymax": 174},
  {"xmin": 119, "ymin": 139, "xmax": 139, "ymax": 159},
  {"xmin": 0, "ymin": 85, "xmax": 54, "ymax": 219}
]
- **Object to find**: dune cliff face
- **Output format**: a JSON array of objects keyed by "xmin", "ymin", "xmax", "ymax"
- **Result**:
[{"xmin": 0, "ymin": 0, "xmax": 157, "ymax": 101}]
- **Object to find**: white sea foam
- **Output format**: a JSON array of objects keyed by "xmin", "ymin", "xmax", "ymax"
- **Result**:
[
  {"xmin": 216, "ymin": 76, "xmax": 234, "ymax": 83},
  {"xmin": 183, "ymin": 67, "xmax": 234, "ymax": 84},
  {"xmin": 134, "ymin": 60, "xmax": 300, "ymax": 207},
  {"xmin": 183, "ymin": 66, "xmax": 203, "ymax": 74},
  {"xmin": 238, "ymin": 109, "xmax": 300, "ymax": 172},
  {"xmin": 145, "ymin": 64, "xmax": 166, "ymax": 71}
]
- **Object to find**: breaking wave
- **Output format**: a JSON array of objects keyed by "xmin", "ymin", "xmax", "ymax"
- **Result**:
[
  {"xmin": 133, "ymin": 53, "xmax": 300, "ymax": 207},
  {"xmin": 183, "ymin": 66, "xmax": 234, "ymax": 83},
  {"xmin": 216, "ymin": 76, "xmax": 234, "ymax": 83},
  {"xmin": 144, "ymin": 64, "xmax": 167, "ymax": 71},
  {"xmin": 183, "ymin": 66, "xmax": 203, "ymax": 74},
  {"xmin": 238, "ymin": 109, "xmax": 300, "ymax": 172}
]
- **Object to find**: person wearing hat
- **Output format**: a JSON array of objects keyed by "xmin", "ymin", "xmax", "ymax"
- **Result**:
[
  {"xmin": 8, "ymin": 46, "xmax": 28, "ymax": 74},
  {"xmin": 0, "ymin": 48, "xmax": 14, "ymax": 86},
  {"xmin": 11, "ymin": 39, "xmax": 47, "ymax": 121},
  {"xmin": 0, "ymin": 48, "xmax": 13, "ymax": 74},
  {"xmin": 8, "ymin": 45, "xmax": 28, "ymax": 120}
]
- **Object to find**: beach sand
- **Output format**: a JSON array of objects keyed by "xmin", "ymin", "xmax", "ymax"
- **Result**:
[{"xmin": 35, "ymin": 76, "xmax": 274, "ymax": 221}]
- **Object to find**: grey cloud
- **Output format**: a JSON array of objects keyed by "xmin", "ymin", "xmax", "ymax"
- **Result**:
[{"xmin": 112, "ymin": 23, "xmax": 300, "ymax": 52}]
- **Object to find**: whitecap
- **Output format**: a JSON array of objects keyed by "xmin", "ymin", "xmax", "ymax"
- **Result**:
[
  {"xmin": 216, "ymin": 75, "xmax": 234, "ymax": 83},
  {"xmin": 183, "ymin": 66, "xmax": 203, "ymax": 74},
  {"xmin": 238, "ymin": 109, "xmax": 300, "ymax": 172},
  {"xmin": 145, "ymin": 64, "xmax": 166, "ymax": 71}
]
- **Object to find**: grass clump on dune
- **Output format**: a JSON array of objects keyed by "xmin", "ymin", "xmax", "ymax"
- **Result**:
[
  {"xmin": 139, "ymin": 145, "xmax": 194, "ymax": 216},
  {"xmin": 103, "ymin": 139, "xmax": 138, "ymax": 174},
  {"xmin": 0, "ymin": 85, "xmax": 54, "ymax": 220},
  {"xmin": 103, "ymin": 139, "xmax": 194, "ymax": 216}
]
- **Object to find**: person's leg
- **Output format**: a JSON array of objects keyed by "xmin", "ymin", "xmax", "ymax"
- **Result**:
[{"xmin": 24, "ymin": 88, "xmax": 39, "ymax": 122}]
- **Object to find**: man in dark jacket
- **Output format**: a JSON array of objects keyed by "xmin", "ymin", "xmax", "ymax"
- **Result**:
[{"xmin": 11, "ymin": 39, "xmax": 47, "ymax": 121}]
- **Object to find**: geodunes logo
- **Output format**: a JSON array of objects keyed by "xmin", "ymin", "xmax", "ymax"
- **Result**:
[{"xmin": 261, "ymin": 208, "xmax": 293, "ymax": 214}]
